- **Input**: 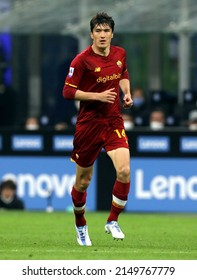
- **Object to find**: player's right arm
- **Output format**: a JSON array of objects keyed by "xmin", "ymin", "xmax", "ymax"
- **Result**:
[
  {"xmin": 62, "ymin": 56, "xmax": 117, "ymax": 103},
  {"xmin": 63, "ymin": 83, "xmax": 117, "ymax": 103}
]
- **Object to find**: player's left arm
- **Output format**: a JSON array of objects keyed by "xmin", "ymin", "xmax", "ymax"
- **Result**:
[{"xmin": 119, "ymin": 78, "xmax": 133, "ymax": 108}]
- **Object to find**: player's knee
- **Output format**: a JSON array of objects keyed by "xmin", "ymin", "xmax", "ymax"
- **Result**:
[
  {"xmin": 77, "ymin": 174, "xmax": 92, "ymax": 191},
  {"xmin": 80, "ymin": 180, "xmax": 90, "ymax": 191},
  {"xmin": 117, "ymin": 165, "xmax": 130, "ymax": 182}
]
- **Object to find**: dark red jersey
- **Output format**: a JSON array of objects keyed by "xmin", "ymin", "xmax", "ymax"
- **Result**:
[{"xmin": 65, "ymin": 45, "xmax": 129, "ymax": 125}]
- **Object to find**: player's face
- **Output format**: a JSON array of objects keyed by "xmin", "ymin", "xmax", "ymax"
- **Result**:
[{"xmin": 91, "ymin": 24, "xmax": 113, "ymax": 50}]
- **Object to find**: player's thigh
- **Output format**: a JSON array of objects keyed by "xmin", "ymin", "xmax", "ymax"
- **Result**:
[
  {"xmin": 107, "ymin": 147, "xmax": 130, "ymax": 177},
  {"xmin": 72, "ymin": 122, "xmax": 105, "ymax": 167}
]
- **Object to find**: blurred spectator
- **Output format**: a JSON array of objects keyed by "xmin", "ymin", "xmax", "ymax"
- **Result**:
[
  {"xmin": 122, "ymin": 113, "xmax": 134, "ymax": 131},
  {"xmin": 24, "ymin": 117, "xmax": 40, "ymax": 130},
  {"xmin": 131, "ymin": 87, "xmax": 149, "ymax": 126},
  {"xmin": 149, "ymin": 108, "xmax": 165, "ymax": 130},
  {"xmin": 54, "ymin": 122, "xmax": 68, "ymax": 131},
  {"xmin": 132, "ymin": 88, "xmax": 145, "ymax": 107},
  {"xmin": 149, "ymin": 90, "xmax": 178, "ymax": 118},
  {"xmin": 187, "ymin": 110, "xmax": 197, "ymax": 131},
  {"xmin": 0, "ymin": 179, "xmax": 24, "ymax": 210},
  {"xmin": 174, "ymin": 90, "xmax": 197, "ymax": 126}
]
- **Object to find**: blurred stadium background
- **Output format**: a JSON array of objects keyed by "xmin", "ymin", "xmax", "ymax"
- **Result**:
[{"xmin": 0, "ymin": 0, "xmax": 197, "ymax": 213}]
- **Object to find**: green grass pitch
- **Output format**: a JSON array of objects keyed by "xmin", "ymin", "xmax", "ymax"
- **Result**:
[{"xmin": 0, "ymin": 211, "xmax": 197, "ymax": 260}]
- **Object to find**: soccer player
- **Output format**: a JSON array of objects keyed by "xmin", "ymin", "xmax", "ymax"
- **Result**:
[{"xmin": 62, "ymin": 12, "xmax": 133, "ymax": 246}]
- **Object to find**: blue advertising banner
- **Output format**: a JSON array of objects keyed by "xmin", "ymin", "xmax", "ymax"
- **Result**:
[
  {"xmin": 127, "ymin": 158, "xmax": 197, "ymax": 212},
  {"xmin": 180, "ymin": 137, "xmax": 197, "ymax": 152},
  {"xmin": 12, "ymin": 135, "xmax": 43, "ymax": 151},
  {"xmin": 0, "ymin": 156, "xmax": 96, "ymax": 211},
  {"xmin": 1, "ymin": 156, "xmax": 196, "ymax": 213},
  {"xmin": 137, "ymin": 136, "xmax": 170, "ymax": 152},
  {"xmin": 53, "ymin": 135, "xmax": 73, "ymax": 151}
]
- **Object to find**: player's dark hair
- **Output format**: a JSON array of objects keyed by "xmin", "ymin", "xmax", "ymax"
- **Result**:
[{"xmin": 90, "ymin": 12, "xmax": 115, "ymax": 32}]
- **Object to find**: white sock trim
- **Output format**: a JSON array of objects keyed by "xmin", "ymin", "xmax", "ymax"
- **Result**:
[
  {"xmin": 112, "ymin": 195, "xmax": 127, "ymax": 207},
  {"xmin": 73, "ymin": 204, "xmax": 86, "ymax": 211}
]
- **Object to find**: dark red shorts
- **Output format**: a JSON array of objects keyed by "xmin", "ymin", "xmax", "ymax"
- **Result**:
[{"xmin": 71, "ymin": 120, "xmax": 129, "ymax": 167}]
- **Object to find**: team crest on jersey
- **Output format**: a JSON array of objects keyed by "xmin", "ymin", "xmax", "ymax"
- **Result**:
[
  {"xmin": 68, "ymin": 67, "xmax": 74, "ymax": 77},
  {"xmin": 116, "ymin": 60, "xmax": 122, "ymax": 68},
  {"xmin": 94, "ymin": 67, "xmax": 101, "ymax": 72}
]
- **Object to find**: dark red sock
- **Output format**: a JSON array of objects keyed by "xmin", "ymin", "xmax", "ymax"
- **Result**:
[
  {"xmin": 107, "ymin": 180, "xmax": 130, "ymax": 222},
  {"xmin": 71, "ymin": 186, "xmax": 87, "ymax": 227}
]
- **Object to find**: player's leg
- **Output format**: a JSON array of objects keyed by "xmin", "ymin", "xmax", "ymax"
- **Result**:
[
  {"xmin": 71, "ymin": 164, "xmax": 94, "ymax": 246},
  {"xmin": 105, "ymin": 147, "xmax": 130, "ymax": 239},
  {"xmin": 70, "ymin": 121, "xmax": 106, "ymax": 245},
  {"xmin": 72, "ymin": 163, "xmax": 94, "ymax": 226}
]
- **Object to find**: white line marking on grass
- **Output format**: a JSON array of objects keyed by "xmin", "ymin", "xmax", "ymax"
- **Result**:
[{"xmin": 0, "ymin": 249, "xmax": 195, "ymax": 256}]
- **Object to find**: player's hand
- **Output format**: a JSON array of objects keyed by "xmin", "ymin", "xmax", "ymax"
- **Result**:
[
  {"xmin": 99, "ymin": 88, "xmax": 117, "ymax": 103},
  {"xmin": 123, "ymin": 94, "xmax": 133, "ymax": 108}
]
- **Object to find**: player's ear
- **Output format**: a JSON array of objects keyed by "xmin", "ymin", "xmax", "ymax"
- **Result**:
[
  {"xmin": 111, "ymin": 33, "xmax": 114, "ymax": 38},
  {"xmin": 90, "ymin": 32, "xmax": 94, "ymax": 40}
]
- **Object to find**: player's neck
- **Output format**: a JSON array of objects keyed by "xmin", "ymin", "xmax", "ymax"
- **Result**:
[{"xmin": 91, "ymin": 45, "xmax": 110, "ymax": 56}]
